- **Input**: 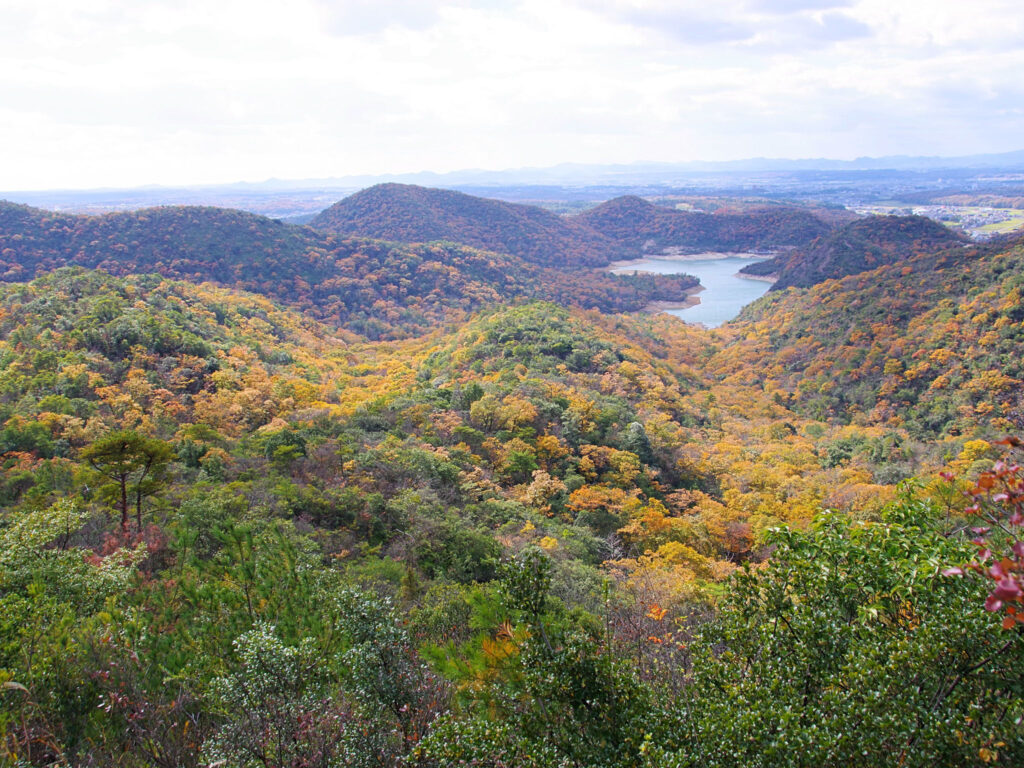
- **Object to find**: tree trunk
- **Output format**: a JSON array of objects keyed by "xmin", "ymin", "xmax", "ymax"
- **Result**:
[{"xmin": 120, "ymin": 476, "xmax": 129, "ymax": 531}]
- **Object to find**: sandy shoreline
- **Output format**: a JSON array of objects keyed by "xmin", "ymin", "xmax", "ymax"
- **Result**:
[
  {"xmin": 734, "ymin": 272, "xmax": 777, "ymax": 283},
  {"xmin": 642, "ymin": 285, "xmax": 704, "ymax": 313}
]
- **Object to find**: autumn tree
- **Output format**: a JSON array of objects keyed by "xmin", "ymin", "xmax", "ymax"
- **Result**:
[
  {"xmin": 944, "ymin": 436, "xmax": 1024, "ymax": 628},
  {"xmin": 647, "ymin": 500, "xmax": 1024, "ymax": 768}
]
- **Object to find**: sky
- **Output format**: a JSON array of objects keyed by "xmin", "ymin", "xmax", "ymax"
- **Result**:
[{"xmin": 1, "ymin": 0, "xmax": 1022, "ymax": 190}]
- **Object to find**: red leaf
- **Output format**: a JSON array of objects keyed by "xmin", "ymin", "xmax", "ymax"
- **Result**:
[{"xmin": 992, "ymin": 576, "xmax": 1023, "ymax": 602}]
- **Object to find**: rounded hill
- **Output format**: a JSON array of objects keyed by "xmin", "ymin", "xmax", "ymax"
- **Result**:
[{"xmin": 309, "ymin": 183, "xmax": 626, "ymax": 267}]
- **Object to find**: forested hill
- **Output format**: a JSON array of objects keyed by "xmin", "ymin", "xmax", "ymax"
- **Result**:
[
  {"xmin": 739, "ymin": 214, "xmax": 970, "ymax": 289},
  {"xmin": 575, "ymin": 194, "xmax": 834, "ymax": 253},
  {"xmin": 716, "ymin": 232, "xmax": 1024, "ymax": 437},
  {"xmin": 309, "ymin": 185, "xmax": 837, "ymax": 265},
  {"xmin": 309, "ymin": 183, "xmax": 626, "ymax": 267},
  {"xmin": 0, "ymin": 200, "xmax": 697, "ymax": 339},
  {"xmin": 2, "ymin": 266, "xmax": 1022, "ymax": 761}
]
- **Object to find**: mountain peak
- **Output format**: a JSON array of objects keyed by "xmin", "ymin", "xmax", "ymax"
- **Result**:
[{"xmin": 310, "ymin": 183, "xmax": 624, "ymax": 268}]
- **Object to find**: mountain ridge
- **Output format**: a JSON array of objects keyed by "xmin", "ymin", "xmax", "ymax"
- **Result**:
[
  {"xmin": 0, "ymin": 199, "xmax": 699, "ymax": 339},
  {"xmin": 309, "ymin": 183, "xmax": 626, "ymax": 268},
  {"xmin": 739, "ymin": 214, "xmax": 970, "ymax": 289},
  {"xmin": 577, "ymin": 194, "xmax": 835, "ymax": 254},
  {"xmin": 311, "ymin": 184, "xmax": 839, "ymax": 265}
]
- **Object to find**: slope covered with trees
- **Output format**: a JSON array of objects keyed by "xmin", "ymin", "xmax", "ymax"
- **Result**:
[
  {"xmin": 309, "ymin": 183, "xmax": 627, "ymax": 267},
  {"xmin": 0, "ymin": 201, "xmax": 697, "ymax": 339},
  {"xmin": 715, "ymin": 232, "xmax": 1024, "ymax": 437},
  {"xmin": 576, "ymin": 195, "xmax": 834, "ymax": 254},
  {"xmin": 2, "ymin": 205, "xmax": 1023, "ymax": 766},
  {"xmin": 739, "ymin": 214, "xmax": 969, "ymax": 288}
]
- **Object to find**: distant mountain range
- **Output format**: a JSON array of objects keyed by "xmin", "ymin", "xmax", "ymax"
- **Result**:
[
  {"xmin": 171, "ymin": 148, "xmax": 1024, "ymax": 189},
  {"xmin": 3, "ymin": 150, "xmax": 1024, "ymax": 221}
]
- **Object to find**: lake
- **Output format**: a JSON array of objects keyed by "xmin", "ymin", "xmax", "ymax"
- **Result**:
[{"xmin": 610, "ymin": 254, "xmax": 774, "ymax": 328}]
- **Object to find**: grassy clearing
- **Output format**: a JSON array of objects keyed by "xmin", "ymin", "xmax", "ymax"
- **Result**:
[{"xmin": 976, "ymin": 214, "xmax": 1024, "ymax": 234}]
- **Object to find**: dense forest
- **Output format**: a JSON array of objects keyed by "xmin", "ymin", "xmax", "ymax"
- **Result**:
[
  {"xmin": 0, "ymin": 201, "xmax": 698, "ymax": 340},
  {"xmin": 309, "ymin": 184, "xmax": 627, "ymax": 268},
  {"xmin": 739, "ymin": 215, "xmax": 969, "ymax": 288},
  {"xmin": 1, "ymin": 191, "xmax": 1023, "ymax": 767},
  {"xmin": 728, "ymin": 231, "xmax": 1024, "ymax": 435},
  {"xmin": 576, "ymin": 195, "xmax": 834, "ymax": 254},
  {"xmin": 310, "ymin": 185, "xmax": 839, "ymax": 263}
]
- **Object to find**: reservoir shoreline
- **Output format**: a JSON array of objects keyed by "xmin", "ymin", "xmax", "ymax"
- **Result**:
[
  {"xmin": 608, "ymin": 250, "xmax": 772, "ymax": 271},
  {"xmin": 608, "ymin": 252, "xmax": 775, "ymax": 328},
  {"xmin": 734, "ymin": 272, "xmax": 777, "ymax": 283},
  {"xmin": 643, "ymin": 285, "xmax": 704, "ymax": 313}
]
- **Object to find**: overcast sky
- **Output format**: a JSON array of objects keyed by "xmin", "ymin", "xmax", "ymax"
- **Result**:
[{"xmin": 2, "ymin": 0, "xmax": 1022, "ymax": 189}]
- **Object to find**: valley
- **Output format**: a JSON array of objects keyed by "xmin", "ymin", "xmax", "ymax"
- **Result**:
[{"xmin": 1, "ymin": 179, "xmax": 1022, "ymax": 767}]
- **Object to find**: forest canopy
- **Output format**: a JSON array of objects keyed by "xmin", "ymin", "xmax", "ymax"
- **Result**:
[{"xmin": 1, "ymin": 193, "xmax": 1023, "ymax": 766}]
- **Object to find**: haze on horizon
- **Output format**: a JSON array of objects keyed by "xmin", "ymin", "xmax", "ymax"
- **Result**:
[{"xmin": 2, "ymin": 0, "xmax": 1022, "ymax": 191}]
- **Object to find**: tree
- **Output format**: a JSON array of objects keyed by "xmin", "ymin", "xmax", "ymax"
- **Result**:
[
  {"xmin": 81, "ymin": 430, "xmax": 174, "ymax": 531},
  {"xmin": 623, "ymin": 421, "xmax": 654, "ymax": 466},
  {"xmin": 649, "ymin": 498, "xmax": 1024, "ymax": 768},
  {"xmin": 943, "ymin": 436, "xmax": 1024, "ymax": 628},
  {"xmin": 415, "ymin": 548, "xmax": 654, "ymax": 767}
]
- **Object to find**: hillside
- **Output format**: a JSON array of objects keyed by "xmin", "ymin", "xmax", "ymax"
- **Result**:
[
  {"xmin": 739, "ymin": 214, "xmax": 969, "ymax": 289},
  {"xmin": 576, "ymin": 195, "xmax": 833, "ymax": 254},
  {"xmin": 0, "ymin": 270, "xmax": 921, "ymax": 588},
  {"xmin": 714, "ymin": 232, "xmax": 1024, "ymax": 437},
  {"xmin": 0, "ymin": 200, "xmax": 697, "ymax": 339},
  {"xmin": 0, "ymin": 270, "xmax": 923, "ymax": 600},
  {"xmin": 309, "ymin": 183, "xmax": 626, "ymax": 267},
  {"xmin": 2, "ymin": 265, "xmax": 1020, "ymax": 766},
  {"xmin": 309, "ymin": 185, "xmax": 836, "ymax": 266}
]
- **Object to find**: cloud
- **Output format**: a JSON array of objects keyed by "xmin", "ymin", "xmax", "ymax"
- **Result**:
[
  {"xmin": 610, "ymin": 7, "xmax": 757, "ymax": 44},
  {"xmin": 311, "ymin": 0, "xmax": 513, "ymax": 35},
  {"xmin": 313, "ymin": 0, "xmax": 442, "ymax": 34},
  {"xmin": 809, "ymin": 11, "xmax": 871, "ymax": 41},
  {"xmin": 744, "ymin": 0, "xmax": 853, "ymax": 13},
  {"xmin": 576, "ymin": 0, "xmax": 871, "ymax": 48},
  {"xmin": 748, "ymin": 9, "xmax": 871, "ymax": 49}
]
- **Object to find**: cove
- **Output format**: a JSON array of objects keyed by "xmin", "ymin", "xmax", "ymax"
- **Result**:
[{"xmin": 610, "ymin": 254, "xmax": 774, "ymax": 328}]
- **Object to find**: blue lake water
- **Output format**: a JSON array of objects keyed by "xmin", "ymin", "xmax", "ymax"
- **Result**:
[{"xmin": 611, "ymin": 255, "xmax": 773, "ymax": 328}]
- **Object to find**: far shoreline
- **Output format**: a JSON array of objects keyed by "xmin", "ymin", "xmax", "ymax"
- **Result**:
[{"xmin": 608, "ymin": 250, "xmax": 774, "ymax": 272}]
